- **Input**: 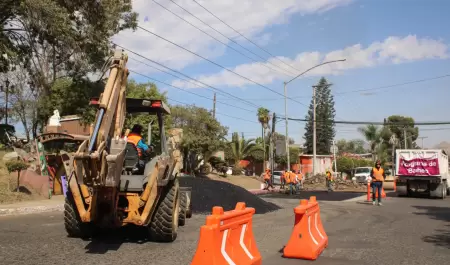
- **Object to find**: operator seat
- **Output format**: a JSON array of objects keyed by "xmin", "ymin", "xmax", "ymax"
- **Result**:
[{"xmin": 123, "ymin": 143, "xmax": 144, "ymax": 174}]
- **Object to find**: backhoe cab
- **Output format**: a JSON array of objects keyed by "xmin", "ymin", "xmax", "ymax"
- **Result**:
[{"xmin": 64, "ymin": 50, "xmax": 184, "ymax": 242}]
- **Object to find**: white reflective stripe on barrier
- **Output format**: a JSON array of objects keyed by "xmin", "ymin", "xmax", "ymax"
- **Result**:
[
  {"xmin": 314, "ymin": 212, "xmax": 324, "ymax": 239},
  {"xmin": 308, "ymin": 216, "xmax": 319, "ymax": 245},
  {"xmin": 221, "ymin": 229, "xmax": 236, "ymax": 265},
  {"xmin": 240, "ymin": 224, "xmax": 254, "ymax": 260}
]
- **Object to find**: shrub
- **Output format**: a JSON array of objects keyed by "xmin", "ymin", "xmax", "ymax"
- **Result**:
[{"xmin": 232, "ymin": 166, "xmax": 243, "ymax": 175}]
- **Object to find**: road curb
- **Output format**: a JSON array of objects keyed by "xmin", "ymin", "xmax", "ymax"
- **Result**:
[{"xmin": 0, "ymin": 203, "xmax": 64, "ymax": 217}]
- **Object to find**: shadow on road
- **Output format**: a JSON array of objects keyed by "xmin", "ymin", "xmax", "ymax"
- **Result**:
[
  {"xmin": 412, "ymin": 205, "xmax": 450, "ymax": 249},
  {"xmin": 83, "ymin": 226, "xmax": 152, "ymax": 254}
]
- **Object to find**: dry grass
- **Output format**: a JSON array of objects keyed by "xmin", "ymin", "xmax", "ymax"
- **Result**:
[{"xmin": 0, "ymin": 150, "xmax": 37, "ymax": 204}]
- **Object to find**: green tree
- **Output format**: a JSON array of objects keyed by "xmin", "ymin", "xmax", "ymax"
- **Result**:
[
  {"xmin": 358, "ymin": 124, "xmax": 382, "ymax": 161},
  {"xmin": 171, "ymin": 105, "xmax": 228, "ymax": 160},
  {"xmin": 228, "ymin": 132, "xmax": 262, "ymax": 167},
  {"xmin": 2, "ymin": 0, "xmax": 137, "ymax": 133},
  {"xmin": 382, "ymin": 115, "xmax": 419, "ymax": 149},
  {"xmin": 275, "ymin": 146, "xmax": 301, "ymax": 166},
  {"xmin": 303, "ymin": 77, "xmax": 335, "ymax": 154},
  {"xmin": 257, "ymin": 107, "xmax": 270, "ymax": 163},
  {"xmin": 336, "ymin": 139, "xmax": 366, "ymax": 154}
]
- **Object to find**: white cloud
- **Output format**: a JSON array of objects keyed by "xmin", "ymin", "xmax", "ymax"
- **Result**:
[
  {"xmin": 114, "ymin": 0, "xmax": 353, "ymax": 72},
  {"xmin": 172, "ymin": 35, "xmax": 449, "ymax": 89}
]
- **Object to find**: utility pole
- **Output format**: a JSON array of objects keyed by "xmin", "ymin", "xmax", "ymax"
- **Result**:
[
  {"xmin": 270, "ymin": 113, "xmax": 276, "ymax": 184},
  {"xmin": 283, "ymin": 82, "xmax": 290, "ymax": 171},
  {"xmin": 332, "ymin": 140, "xmax": 337, "ymax": 174},
  {"xmin": 312, "ymin": 85, "xmax": 317, "ymax": 175},
  {"xmin": 282, "ymin": 59, "xmax": 346, "ymax": 173},
  {"xmin": 417, "ymin": 136, "xmax": 428, "ymax": 148},
  {"xmin": 403, "ymin": 127, "xmax": 407, "ymax": 149},
  {"xmin": 212, "ymin": 92, "xmax": 216, "ymax": 119}
]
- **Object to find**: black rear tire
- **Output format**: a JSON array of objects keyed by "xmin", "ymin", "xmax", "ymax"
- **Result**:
[
  {"xmin": 179, "ymin": 192, "xmax": 187, "ymax": 227},
  {"xmin": 149, "ymin": 178, "xmax": 180, "ymax": 242},
  {"xmin": 64, "ymin": 191, "xmax": 93, "ymax": 239}
]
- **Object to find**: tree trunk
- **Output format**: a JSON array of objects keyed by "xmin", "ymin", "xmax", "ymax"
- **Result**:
[{"xmin": 17, "ymin": 170, "xmax": 20, "ymax": 192}]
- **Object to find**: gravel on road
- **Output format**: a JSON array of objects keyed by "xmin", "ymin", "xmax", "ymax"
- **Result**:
[{"xmin": 179, "ymin": 176, "xmax": 281, "ymax": 214}]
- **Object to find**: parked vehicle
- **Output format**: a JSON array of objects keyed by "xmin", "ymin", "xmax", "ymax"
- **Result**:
[
  {"xmin": 396, "ymin": 149, "xmax": 450, "ymax": 199},
  {"xmin": 353, "ymin": 167, "xmax": 372, "ymax": 183},
  {"xmin": 272, "ymin": 171, "xmax": 283, "ymax": 185}
]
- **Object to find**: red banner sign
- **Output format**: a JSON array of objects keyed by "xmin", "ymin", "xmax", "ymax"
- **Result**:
[{"xmin": 397, "ymin": 157, "xmax": 440, "ymax": 176}]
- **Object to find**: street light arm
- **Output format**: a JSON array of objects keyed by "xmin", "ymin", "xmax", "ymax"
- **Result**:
[{"xmin": 285, "ymin": 59, "xmax": 346, "ymax": 85}]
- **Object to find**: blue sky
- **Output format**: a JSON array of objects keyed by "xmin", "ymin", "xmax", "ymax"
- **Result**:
[{"xmin": 17, "ymin": 0, "xmax": 450, "ymax": 148}]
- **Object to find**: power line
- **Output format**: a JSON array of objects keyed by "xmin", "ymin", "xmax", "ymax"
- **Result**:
[
  {"xmin": 191, "ymin": 0, "xmax": 301, "ymax": 73},
  {"xmin": 152, "ymin": 0, "xmax": 297, "ymax": 77},
  {"xmin": 167, "ymin": 97, "xmax": 259, "ymax": 123},
  {"xmin": 135, "ymin": 25, "xmax": 309, "ymax": 108},
  {"xmin": 288, "ymin": 117, "xmax": 450, "ymax": 126},
  {"xmin": 129, "ymin": 69, "xmax": 255, "ymax": 113},
  {"xmin": 216, "ymin": 73, "xmax": 450, "ymax": 101},
  {"xmin": 114, "ymin": 42, "xmax": 263, "ymax": 109},
  {"xmin": 128, "ymin": 56, "xmax": 259, "ymax": 109}
]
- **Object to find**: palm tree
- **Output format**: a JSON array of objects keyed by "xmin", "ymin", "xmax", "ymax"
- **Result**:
[
  {"xmin": 257, "ymin": 108, "xmax": 270, "ymax": 167},
  {"xmin": 229, "ymin": 132, "xmax": 263, "ymax": 167},
  {"xmin": 358, "ymin": 124, "xmax": 382, "ymax": 161}
]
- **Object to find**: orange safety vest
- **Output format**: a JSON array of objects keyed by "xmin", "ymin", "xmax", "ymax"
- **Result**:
[
  {"xmin": 264, "ymin": 170, "xmax": 271, "ymax": 180},
  {"xmin": 292, "ymin": 173, "xmax": 298, "ymax": 184},
  {"xmin": 285, "ymin": 172, "xmax": 291, "ymax": 184},
  {"xmin": 372, "ymin": 167, "xmax": 384, "ymax": 182},
  {"xmin": 127, "ymin": 132, "xmax": 143, "ymax": 157}
]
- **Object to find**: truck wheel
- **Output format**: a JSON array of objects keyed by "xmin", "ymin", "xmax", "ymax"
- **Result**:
[
  {"xmin": 64, "ymin": 191, "xmax": 93, "ymax": 239},
  {"xmin": 149, "ymin": 178, "xmax": 180, "ymax": 242},
  {"xmin": 178, "ymin": 192, "xmax": 187, "ymax": 227}
]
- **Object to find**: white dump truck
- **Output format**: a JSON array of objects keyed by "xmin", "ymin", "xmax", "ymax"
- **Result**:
[{"xmin": 396, "ymin": 149, "xmax": 450, "ymax": 199}]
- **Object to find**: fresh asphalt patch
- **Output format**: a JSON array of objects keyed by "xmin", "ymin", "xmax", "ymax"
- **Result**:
[{"xmin": 259, "ymin": 191, "xmax": 366, "ymax": 201}]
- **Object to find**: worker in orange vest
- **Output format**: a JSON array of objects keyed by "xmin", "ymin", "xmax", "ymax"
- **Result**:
[
  {"xmin": 263, "ymin": 168, "xmax": 274, "ymax": 190},
  {"xmin": 371, "ymin": 160, "xmax": 386, "ymax": 206},
  {"xmin": 284, "ymin": 171, "xmax": 291, "ymax": 194},
  {"xmin": 326, "ymin": 169, "xmax": 333, "ymax": 192},
  {"xmin": 288, "ymin": 171, "xmax": 296, "ymax": 195},
  {"xmin": 127, "ymin": 124, "xmax": 153, "ymax": 168},
  {"xmin": 280, "ymin": 170, "xmax": 286, "ymax": 189}
]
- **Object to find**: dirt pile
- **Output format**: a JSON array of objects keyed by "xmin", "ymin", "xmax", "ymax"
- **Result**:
[
  {"xmin": 302, "ymin": 174, "xmax": 367, "ymax": 191},
  {"xmin": 179, "ymin": 176, "xmax": 281, "ymax": 215}
]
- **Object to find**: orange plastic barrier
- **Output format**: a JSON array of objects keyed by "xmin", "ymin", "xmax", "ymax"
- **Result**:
[
  {"xmin": 283, "ymin": 196, "xmax": 328, "ymax": 260},
  {"xmin": 366, "ymin": 182, "xmax": 386, "ymax": 201},
  {"xmin": 191, "ymin": 202, "xmax": 262, "ymax": 265}
]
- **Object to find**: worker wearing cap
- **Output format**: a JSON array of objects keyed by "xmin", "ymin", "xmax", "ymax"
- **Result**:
[
  {"xmin": 371, "ymin": 160, "xmax": 386, "ymax": 206},
  {"xmin": 127, "ymin": 124, "xmax": 153, "ymax": 167},
  {"xmin": 326, "ymin": 169, "xmax": 333, "ymax": 192},
  {"xmin": 284, "ymin": 171, "xmax": 291, "ymax": 194}
]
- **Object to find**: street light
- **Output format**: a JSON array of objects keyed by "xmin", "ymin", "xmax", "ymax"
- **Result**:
[
  {"xmin": 283, "ymin": 59, "xmax": 346, "ymax": 172},
  {"xmin": 0, "ymin": 78, "xmax": 14, "ymax": 124}
]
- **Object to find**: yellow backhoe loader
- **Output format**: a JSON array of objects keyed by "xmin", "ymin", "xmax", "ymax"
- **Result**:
[{"xmin": 63, "ymin": 49, "xmax": 187, "ymax": 242}]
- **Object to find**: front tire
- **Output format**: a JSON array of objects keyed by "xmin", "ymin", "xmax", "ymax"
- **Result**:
[
  {"xmin": 149, "ymin": 178, "xmax": 180, "ymax": 242},
  {"xmin": 64, "ymin": 191, "xmax": 93, "ymax": 239}
]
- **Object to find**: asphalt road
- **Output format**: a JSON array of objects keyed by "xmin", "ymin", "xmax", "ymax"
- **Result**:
[{"xmin": 0, "ymin": 194, "xmax": 449, "ymax": 265}]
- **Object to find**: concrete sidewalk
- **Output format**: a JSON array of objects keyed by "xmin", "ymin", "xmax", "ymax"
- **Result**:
[{"xmin": 0, "ymin": 195, "xmax": 64, "ymax": 216}]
